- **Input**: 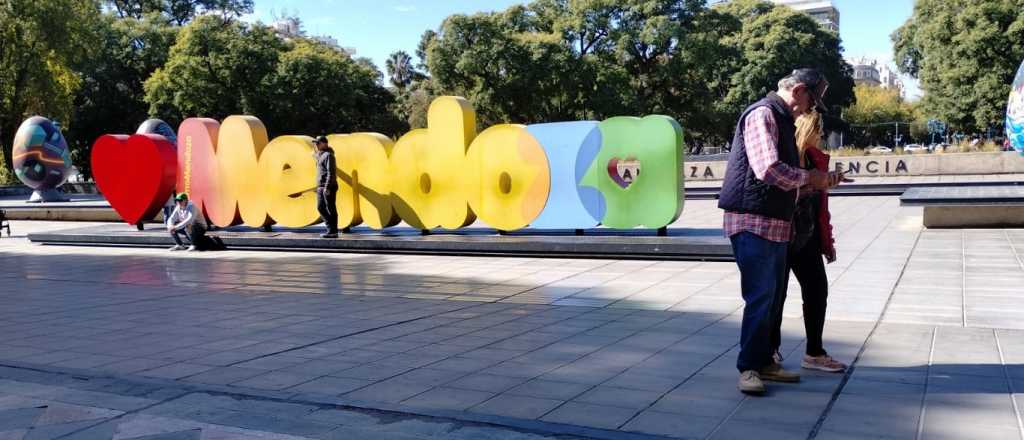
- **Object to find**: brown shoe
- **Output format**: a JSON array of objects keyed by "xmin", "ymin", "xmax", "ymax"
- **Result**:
[
  {"xmin": 759, "ymin": 363, "xmax": 801, "ymax": 383},
  {"xmin": 738, "ymin": 370, "xmax": 766, "ymax": 395}
]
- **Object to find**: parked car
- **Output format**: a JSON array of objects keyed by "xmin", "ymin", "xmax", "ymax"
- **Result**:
[
  {"xmin": 903, "ymin": 144, "xmax": 928, "ymax": 154},
  {"xmin": 868, "ymin": 146, "xmax": 893, "ymax": 155}
]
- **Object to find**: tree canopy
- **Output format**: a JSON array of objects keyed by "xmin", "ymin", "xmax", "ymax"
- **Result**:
[
  {"xmin": 893, "ymin": 0, "xmax": 1024, "ymax": 133},
  {"xmin": 66, "ymin": 13, "xmax": 179, "ymax": 177},
  {"xmin": 0, "ymin": 0, "xmax": 102, "ymax": 180},
  {"xmin": 1, "ymin": 0, "xmax": 865, "ymax": 182},
  {"xmin": 107, "ymin": 0, "xmax": 254, "ymax": 25},
  {"xmin": 843, "ymin": 85, "xmax": 922, "ymax": 147},
  {"xmin": 144, "ymin": 15, "xmax": 402, "ymax": 137},
  {"xmin": 413, "ymin": 0, "xmax": 855, "ymax": 147}
]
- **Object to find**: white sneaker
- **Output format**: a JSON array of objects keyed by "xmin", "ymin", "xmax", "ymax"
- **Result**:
[
  {"xmin": 169, "ymin": 245, "xmax": 184, "ymax": 251},
  {"xmin": 738, "ymin": 370, "xmax": 765, "ymax": 394},
  {"xmin": 186, "ymin": 245, "xmax": 197, "ymax": 251}
]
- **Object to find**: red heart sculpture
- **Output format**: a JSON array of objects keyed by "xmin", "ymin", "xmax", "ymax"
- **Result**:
[{"xmin": 92, "ymin": 134, "xmax": 178, "ymax": 225}]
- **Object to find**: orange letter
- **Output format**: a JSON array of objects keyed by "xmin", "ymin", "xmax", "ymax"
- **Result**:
[{"xmin": 465, "ymin": 124, "xmax": 550, "ymax": 231}]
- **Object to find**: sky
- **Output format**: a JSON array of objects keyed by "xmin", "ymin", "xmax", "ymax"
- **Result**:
[{"xmin": 245, "ymin": 0, "xmax": 921, "ymax": 99}]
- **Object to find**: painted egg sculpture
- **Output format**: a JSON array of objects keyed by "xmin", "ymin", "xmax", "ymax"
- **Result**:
[
  {"xmin": 136, "ymin": 119, "xmax": 178, "ymax": 145},
  {"xmin": 11, "ymin": 116, "xmax": 72, "ymax": 190},
  {"xmin": 1007, "ymin": 58, "xmax": 1024, "ymax": 154}
]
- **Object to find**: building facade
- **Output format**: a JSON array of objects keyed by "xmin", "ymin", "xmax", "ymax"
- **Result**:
[{"xmin": 849, "ymin": 56, "xmax": 906, "ymax": 98}]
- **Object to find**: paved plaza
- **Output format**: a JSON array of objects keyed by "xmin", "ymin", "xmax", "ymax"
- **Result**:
[{"xmin": 1, "ymin": 196, "xmax": 1023, "ymax": 439}]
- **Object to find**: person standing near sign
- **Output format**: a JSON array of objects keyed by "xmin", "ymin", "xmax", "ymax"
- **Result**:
[
  {"xmin": 769, "ymin": 110, "xmax": 852, "ymax": 375},
  {"xmin": 314, "ymin": 136, "xmax": 339, "ymax": 238},
  {"xmin": 718, "ymin": 68, "xmax": 843, "ymax": 395}
]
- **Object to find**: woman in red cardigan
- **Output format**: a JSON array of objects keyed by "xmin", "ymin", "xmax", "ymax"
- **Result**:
[{"xmin": 770, "ymin": 110, "xmax": 851, "ymax": 373}]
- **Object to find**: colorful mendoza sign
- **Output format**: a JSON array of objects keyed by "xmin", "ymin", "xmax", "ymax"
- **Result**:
[
  {"xmin": 91, "ymin": 96, "xmax": 685, "ymax": 231},
  {"xmin": 1007, "ymin": 58, "xmax": 1024, "ymax": 154}
]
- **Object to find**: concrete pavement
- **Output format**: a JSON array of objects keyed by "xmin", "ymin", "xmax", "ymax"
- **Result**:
[{"xmin": 1, "ymin": 197, "xmax": 1022, "ymax": 439}]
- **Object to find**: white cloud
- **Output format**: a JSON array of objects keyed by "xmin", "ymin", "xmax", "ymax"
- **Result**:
[{"xmin": 394, "ymin": 5, "xmax": 416, "ymax": 12}]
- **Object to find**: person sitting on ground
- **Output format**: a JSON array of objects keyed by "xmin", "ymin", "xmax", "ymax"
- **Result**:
[
  {"xmin": 769, "ymin": 110, "xmax": 852, "ymax": 374},
  {"xmin": 166, "ymin": 193, "xmax": 207, "ymax": 251}
]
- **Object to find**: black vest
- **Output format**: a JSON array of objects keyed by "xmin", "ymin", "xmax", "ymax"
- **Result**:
[{"xmin": 718, "ymin": 93, "xmax": 800, "ymax": 220}]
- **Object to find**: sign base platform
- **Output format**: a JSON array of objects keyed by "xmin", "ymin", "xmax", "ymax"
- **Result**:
[{"xmin": 28, "ymin": 224, "xmax": 734, "ymax": 261}]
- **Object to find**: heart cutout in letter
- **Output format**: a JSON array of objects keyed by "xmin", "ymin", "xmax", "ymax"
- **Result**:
[
  {"xmin": 607, "ymin": 156, "xmax": 641, "ymax": 189},
  {"xmin": 92, "ymin": 134, "xmax": 178, "ymax": 225}
]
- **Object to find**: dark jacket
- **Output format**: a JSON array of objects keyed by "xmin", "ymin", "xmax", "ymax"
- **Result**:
[
  {"xmin": 316, "ymin": 148, "xmax": 337, "ymax": 189},
  {"xmin": 718, "ymin": 93, "xmax": 801, "ymax": 221}
]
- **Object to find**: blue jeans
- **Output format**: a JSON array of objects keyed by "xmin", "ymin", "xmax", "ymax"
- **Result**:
[{"xmin": 730, "ymin": 231, "xmax": 789, "ymax": 372}]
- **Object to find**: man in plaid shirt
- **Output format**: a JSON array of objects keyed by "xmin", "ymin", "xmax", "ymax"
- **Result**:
[{"xmin": 718, "ymin": 69, "xmax": 840, "ymax": 395}]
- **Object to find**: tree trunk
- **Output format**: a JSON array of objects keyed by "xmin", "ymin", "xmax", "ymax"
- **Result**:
[{"xmin": 1, "ymin": 118, "xmax": 17, "ymax": 184}]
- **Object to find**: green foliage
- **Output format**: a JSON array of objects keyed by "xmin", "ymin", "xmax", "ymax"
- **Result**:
[
  {"xmin": 713, "ymin": 0, "xmax": 855, "ymax": 122},
  {"xmin": 893, "ymin": 0, "xmax": 1024, "ymax": 133},
  {"xmin": 0, "ymin": 149, "xmax": 12, "ymax": 184},
  {"xmin": 144, "ymin": 16, "xmax": 285, "ymax": 122},
  {"xmin": 844, "ymin": 86, "xmax": 921, "ymax": 146},
  {"xmin": 1, "ymin": 0, "xmax": 865, "ymax": 182},
  {"xmin": 267, "ymin": 41, "xmax": 405, "ymax": 136},
  {"xmin": 418, "ymin": 0, "xmax": 854, "ymax": 146},
  {"xmin": 106, "ymin": 0, "xmax": 253, "ymax": 25},
  {"xmin": 0, "ymin": 0, "xmax": 102, "ymax": 179},
  {"xmin": 386, "ymin": 51, "xmax": 425, "ymax": 90},
  {"xmin": 144, "ymin": 16, "xmax": 403, "ymax": 137},
  {"xmin": 66, "ymin": 13, "xmax": 179, "ymax": 178}
]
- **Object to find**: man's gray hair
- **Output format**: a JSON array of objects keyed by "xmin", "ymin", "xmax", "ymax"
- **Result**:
[
  {"xmin": 778, "ymin": 76, "xmax": 802, "ymax": 91},
  {"xmin": 778, "ymin": 68, "xmax": 827, "ymax": 91}
]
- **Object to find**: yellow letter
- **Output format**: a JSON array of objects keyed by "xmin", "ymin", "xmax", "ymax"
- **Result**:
[
  {"xmin": 259, "ymin": 136, "xmax": 320, "ymax": 227},
  {"xmin": 465, "ymin": 124, "xmax": 550, "ymax": 231},
  {"xmin": 329, "ymin": 133, "xmax": 399, "ymax": 229},
  {"xmin": 390, "ymin": 96, "xmax": 477, "ymax": 230}
]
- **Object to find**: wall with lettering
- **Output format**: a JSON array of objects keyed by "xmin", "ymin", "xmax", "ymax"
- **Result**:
[{"xmin": 686, "ymin": 152, "xmax": 1024, "ymax": 181}]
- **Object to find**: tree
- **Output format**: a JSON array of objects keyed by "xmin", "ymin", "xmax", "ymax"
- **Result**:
[
  {"xmin": 66, "ymin": 13, "xmax": 179, "ymax": 178},
  {"xmin": 893, "ymin": 0, "xmax": 1024, "ymax": 133},
  {"xmin": 422, "ymin": 5, "xmax": 588, "ymax": 126},
  {"xmin": 144, "ymin": 16, "xmax": 403, "ymax": 138},
  {"xmin": 107, "ymin": 0, "xmax": 253, "ymax": 25},
  {"xmin": 417, "ymin": 0, "xmax": 854, "ymax": 145},
  {"xmin": 843, "ymin": 85, "xmax": 920, "ymax": 146},
  {"xmin": 266, "ymin": 40, "xmax": 404, "ymax": 136},
  {"xmin": 385, "ymin": 51, "xmax": 422, "ymax": 90},
  {"xmin": 144, "ymin": 16, "xmax": 285, "ymax": 123},
  {"xmin": 0, "ymin": 0, "xmax": 102, "ymax": 180},
  {"xmin": 709, "ymin": 0, "xmax": 855, "ymax": 144}
]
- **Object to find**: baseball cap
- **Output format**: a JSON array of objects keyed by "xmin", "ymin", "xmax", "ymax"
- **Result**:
[
  {"xmin": 786, "ymin": 68, "xmax": 830, "ymax": 112},
  {"xmin": 175, "ymin": 193, "xmax": 188, "ymax": 201},
  {"xmin": 315, "ymin": 135, "xmax": 328, "ymax": 144}
]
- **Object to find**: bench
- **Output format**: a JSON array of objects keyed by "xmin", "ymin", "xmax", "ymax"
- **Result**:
[
  {"xmin": 0, "ymin": 209, "xmax": 10, "ymax": 236},
  {"xmin": 900, "ymin": 186, "xmax": 1024, "ymax": 228}
]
